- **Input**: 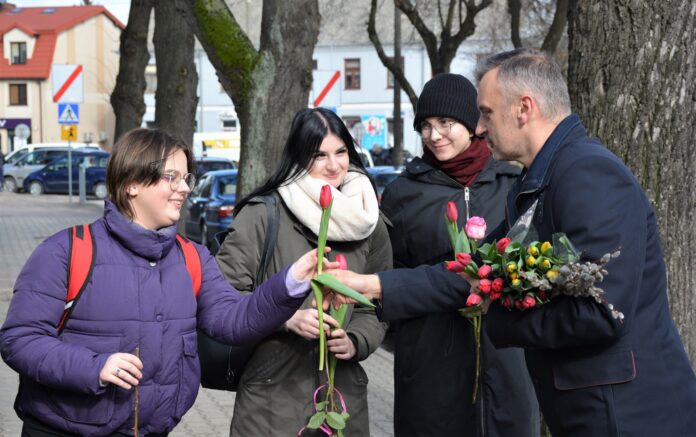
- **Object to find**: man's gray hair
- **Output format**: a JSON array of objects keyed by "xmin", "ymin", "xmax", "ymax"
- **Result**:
[{"xmin": 475, "ymin": 48, "xmax": 571, "ymax": 121}]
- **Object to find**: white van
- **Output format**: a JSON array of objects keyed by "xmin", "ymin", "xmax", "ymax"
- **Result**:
[
  {"xmin": 192, "ymin": 132, "xmax": 240, "ymax": 162},
  {"xmin": 5, "ymin": 142, "xmax": 95, "ymax": 165}
]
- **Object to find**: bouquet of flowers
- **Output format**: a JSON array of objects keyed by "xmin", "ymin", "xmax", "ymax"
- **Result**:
[
  {"xmin": 443, "ymin": 200, "xmax": 624, "ymax": 403},
  {"xmin": 445, "ymin": 200, "xmax": 623, "ymax": 320},
  {"xmin": 299, "ymin": 185, "xmax": 372, "ymax": 437}
]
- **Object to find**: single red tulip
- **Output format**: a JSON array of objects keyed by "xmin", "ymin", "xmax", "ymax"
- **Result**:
[
  {"xmin": 466, "ymin": 293, "xmax": 482, "ymax": 307},
  {"xmin": 478, "ymin": 279, "xmax": 492, "ymax": 294},
  {"xmin": 523, "ymin": 295, "xmax": 536, "ymax": 309},
  {"xmin": 456, "ymin": 252, "xmax": 472, "ymax": 266},
  {"xmin": 492, "ymin": 277, "xmax": 504, "ymax": 293},
  {"xmin": 445, "ymin": 261, "xmax": 466, "ymax": 273},
  {"xmin": 477, "ymin": 264, "xmax": 492, "ymax": 279},
  {"xmin": 336, "ymin": 253, "xmax": 348, "ymax": 270},
  {"xmin": 320, "ymin": 185, "xmax": 332, "ymax": 209},
  {"xmin": 446, "ymin": 201, "xmax": 458, "ymax": 223},
  {"xmin": 496, "ymin": 237, "xmax": 511, "ymax": 253},
  {"xmin": 502, "ymin": 296, "xmax": 513, "ymax": 309},
  {"xmin": 490, "ymin": 290, "xmax": 502, "ymax": 301}
]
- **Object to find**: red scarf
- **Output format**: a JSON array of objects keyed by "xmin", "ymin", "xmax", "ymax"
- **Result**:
[{"xmin": 422, "ymin": 137, "xmax": 491, "ymax": 187}]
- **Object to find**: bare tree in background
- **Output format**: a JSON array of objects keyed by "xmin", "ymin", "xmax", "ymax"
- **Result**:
[
  {"xmin": 110, "ymin": 0, "xmax": 153, "ymax": 143},
  {"xmin": 568, "ymin": 0, "xmax": 696, "ymax": 367},
  {"xmin": 174, "ymin": 0, "xmax": 320, "ymax": 198},
  {"xmin": 369, "ymin": 0, "xmax": 492, "ymax": 111},
  {"xmin": 507, "ymin": 0, "xmax": 568, "ymax": 54},
  {"xmin": 153, "ymin": 1, "xmax": 198, "ymax": 148}
]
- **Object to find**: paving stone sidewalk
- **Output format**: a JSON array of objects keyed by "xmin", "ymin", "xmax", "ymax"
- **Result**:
[{"xmin": 0, "ymin": 192, "xmax": 394, "ymax": 436}]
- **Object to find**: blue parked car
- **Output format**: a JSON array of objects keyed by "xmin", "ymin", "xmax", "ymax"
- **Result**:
[
  {"xmin": 184, "ymin": 169, "xmax": 238, "ymax": 247},
  {"xmin": 366, "ymin": 165, "xmax": 403, "ymax": 202},
  {"xmin": 23, "ymin": 150, "xmax": 110, "ymax": 199}
]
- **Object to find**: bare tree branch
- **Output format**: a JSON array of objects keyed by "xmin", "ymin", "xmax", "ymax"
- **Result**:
[
  {"xmin": 507, "ymin": 0, "xmax": 522, "ymax": 48},
  {"xmin": 395, "ymin": 0, "xmax": 440, "ymax": 73},
  {"xmin": 367, "ymin": 0, "xmax": 419, "ymax": 109},
  {"xmin": 444, "ymin": 0, "xmax": 457, "ymax": 37},
  {"xmin": 541, "ymin": 0, "xmax": 569, "ymax": 53}
]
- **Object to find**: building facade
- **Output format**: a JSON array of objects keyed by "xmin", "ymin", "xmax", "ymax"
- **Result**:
[{"xmin": 0, "ymin": 4, "xmax": 123, "ymax": 154}]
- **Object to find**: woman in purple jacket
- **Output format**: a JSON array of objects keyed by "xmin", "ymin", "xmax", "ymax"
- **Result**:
[{"xmin": 0, "ymin": 128, "xmax": 328, "ymax": 436}]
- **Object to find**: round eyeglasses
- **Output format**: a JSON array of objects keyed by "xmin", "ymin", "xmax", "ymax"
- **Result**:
[
  {"xmin": 160, "ymin": 172, "xmax": 196, "ymax": 191},
  {"xmin": 419, "ymin": 119, "xmax": 457, "ymax": 138}
]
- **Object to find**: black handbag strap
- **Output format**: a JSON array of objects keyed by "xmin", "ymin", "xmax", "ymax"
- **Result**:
[{"xmin": 253, "ymin": 194, "xmax": 280, "ymax": 287}]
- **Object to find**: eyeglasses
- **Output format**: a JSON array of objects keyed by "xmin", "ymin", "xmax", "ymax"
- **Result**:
[
  {"xmin": 160, "ymin": 172, "xmax": 196, "ymax": 191},
  {"xmin": 419, "ymin": 119, "xmax": 457, "ymax": 138}
]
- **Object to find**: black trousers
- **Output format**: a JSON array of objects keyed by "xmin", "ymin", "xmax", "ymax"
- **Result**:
[{"xmin": 21, "ymin": 415, "xmax": 168, "ymax": 437}]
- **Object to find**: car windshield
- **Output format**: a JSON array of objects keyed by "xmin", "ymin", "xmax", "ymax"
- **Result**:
[{"xmin": 217, "ymin": 175, "xmax": 237, "ymax": 197}]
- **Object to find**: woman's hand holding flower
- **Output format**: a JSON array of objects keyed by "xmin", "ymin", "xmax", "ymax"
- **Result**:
[
  {"xmin": 287, "ymin": 309, "xmax": 340, "ymax": 340},
  {"xmin": 327, "ymin": 328, "xmax": 357, "ymax": 360}
]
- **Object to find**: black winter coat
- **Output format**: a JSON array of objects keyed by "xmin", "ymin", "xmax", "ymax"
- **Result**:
[{"xmin": 380, "ymin": 157, "xmax": 539, "ymax": 437}]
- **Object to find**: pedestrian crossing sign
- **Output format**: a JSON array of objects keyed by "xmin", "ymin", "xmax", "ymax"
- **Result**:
[
  {"xmin": 58, "ymin": 103, "xmax": 79, "ymax": 125},
  {"xmin": 61, "ymin": 125, "xmax": 78, "ymax": 141}
]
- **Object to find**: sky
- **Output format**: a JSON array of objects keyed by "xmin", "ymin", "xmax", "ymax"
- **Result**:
[{"xmin": 7, "ymin": 0, "xmax": 131, "ymax": 24}]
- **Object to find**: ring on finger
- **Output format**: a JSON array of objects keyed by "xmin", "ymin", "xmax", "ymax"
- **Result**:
[{"xmin": 115, "ymin": 368, "xmax": 121, "ymax": 377}]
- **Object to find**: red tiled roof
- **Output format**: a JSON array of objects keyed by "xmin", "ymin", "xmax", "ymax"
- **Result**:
[{"xmin": 0, "ymin": 6, "xmax": 124, "ymax": 80}]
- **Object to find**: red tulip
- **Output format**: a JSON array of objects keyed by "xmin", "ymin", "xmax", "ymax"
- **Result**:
[
  {"xmin": 478, "ymin": 279, "xmax": 492, "ymax": 294},
  {"xmin": 445, "ymin": 261, "xmax": 466, "ymax": 273},
  {"xmin": 522, "ymin": 295, "xmax": 536, "ymax": 309},
  {"xmin": 490, "ymin": 290, "xmax": 502, "ymax": 301},
  {"xmin": 456, "ymin": 252, "xmax": 472, "ymax": 266},
  {"xmin": 466, "ymin": 293, "xmax": 482, "ymax": 307},
  {"xmin": 336, "ymin": 253, "xmax": 348, "ymax": 270},
  {"xmin": 477, "ymin": 265, "xmax": 492, "ymax": 279},
  {"xmin": 492, "ymin": 277, "xmax": 504, "ymax": 293},
  {"xmin": 320, "ymin": 185, "xmax": 332, "ymax": 209},
  {"xmin": 446, "ymin": 201, "xmax": 458, "ymax": 223},
  {"xmin": 502, "ymin": 296, "xmax": 513, "ymax": 309},
  {"xmin": 496, "ymin": 237, "xmax": 511, "ymax": 253}
]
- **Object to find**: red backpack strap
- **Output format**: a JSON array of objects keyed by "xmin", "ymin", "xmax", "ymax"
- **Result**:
[
  {"xmin": 175, "ymin": 234, "xmax": 202, "ymax": 298},
  {"xmin": 57, "ymin": 224, "xmax": 96, "ymax": 334}
]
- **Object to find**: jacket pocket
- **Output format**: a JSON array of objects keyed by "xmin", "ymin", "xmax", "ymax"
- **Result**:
[
  {"xmin": 553, "ymin": 350, "xmax": 636, "ymax": 390},
  {"xmin": 175, "ymin": 331, "xmax": 200, "ymax": 418},
  {"xmin": 51, "ymin": 332, "xmax": 121, "ymax": 425}
]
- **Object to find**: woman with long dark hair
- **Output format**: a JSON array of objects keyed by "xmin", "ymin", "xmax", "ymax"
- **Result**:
[{"xmin": 217, "ymin": 107, "xmax": 391, "ymax": 436}]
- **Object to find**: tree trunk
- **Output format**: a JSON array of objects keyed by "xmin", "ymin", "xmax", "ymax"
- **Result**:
[
  {"xmin": 110, "ymin": 0, "xmax": 153, "ymax": 143},
  {"xmin": 175, "ymin": 0, "xmax": 320, "ymax": 198},
  {"xmin": 568, "ymin": 1, "xmax": 696, "ymax": 367},
  {"xmin": 153, "ymin": 0, "xmax": 198, "ymax": 148}
]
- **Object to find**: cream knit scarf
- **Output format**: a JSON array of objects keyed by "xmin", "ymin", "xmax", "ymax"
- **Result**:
[{"xmin": 277, "ymin": 170, "xmax": 379, "ymax": 241}]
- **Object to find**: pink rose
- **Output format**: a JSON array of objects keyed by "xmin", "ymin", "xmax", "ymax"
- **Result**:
[
  {"xmin": 523, "ymin": 295, "xmax": 536, "ymax": 309},
  {"xmin": 477, "ymin": 264, "xmax": 492, "ymax": 279},
  {"xmin": 446, "ymin": 201, "xmax": 458, "ymax": 223},
  {"xmin": 465, "ymin": 216, "xmax": 487, "ymax": 240},
  {"xmin": 478, "ymin": 279, "xmax": 492, "ymax": 294},
  {"xmin": 466, "ymin": 293, "xmax": 483, "ymax": 307},
  {"xmin": 496, "ymin": 237, "xmax": 511, "ymax": 253},
  {"xmin": 492, "ymin": 277, "xmax": 504, "ymax": 293},
  {"xmin": 445, "ymin": 261, "xmax": 466, "ymax": 273},
  {"xmin": 456, "ymin": 252, "xmax": 472, "ymax": 266}
]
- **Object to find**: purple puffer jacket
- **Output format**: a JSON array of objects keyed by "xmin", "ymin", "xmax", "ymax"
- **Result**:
[{"xmin": 0, "ymin": 201, "xmax": 306, "ymax": 436}]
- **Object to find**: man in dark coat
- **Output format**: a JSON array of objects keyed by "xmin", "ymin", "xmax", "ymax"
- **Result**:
[{"xmin": 331, "ymin": 48, "xmax": 696, "ymax": 436}]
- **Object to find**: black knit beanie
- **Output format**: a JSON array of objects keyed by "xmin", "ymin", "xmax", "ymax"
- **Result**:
[{"xmin": 413, "ymin": 73, "xmax": 480, "ymax": 134}]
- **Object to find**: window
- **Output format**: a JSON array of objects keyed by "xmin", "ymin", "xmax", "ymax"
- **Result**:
[
  {"xmin": 9, "ymin": 83, "xmax": 27, "ymax": 105},
  {"xmin": 221, "ymin": 119, "xmax": 237, "ymax": 130},
  {"xmin": 11, "ymin": 42, "xmax": 27, "ymax": 64},
  {"xmin": 344, "ymin": 58, "xmax": 360, "ymax": 90}
]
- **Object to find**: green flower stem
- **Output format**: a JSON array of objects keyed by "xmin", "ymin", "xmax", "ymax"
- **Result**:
[
  {"xmin": 472, "ymin": 315, "xmax": 481, "ymax": 404},
  {"xmin": 316, "ymin": 202, "xmax": 333, "ymax": 275},
  {"xmin": 311, "ymin": 281, "xmax": 326, "ymax": 371},
  {"xmin": 328, "ymin": 304, "xmax": 348, "ymax": 387}
]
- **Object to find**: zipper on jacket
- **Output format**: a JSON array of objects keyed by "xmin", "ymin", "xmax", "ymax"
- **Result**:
[{"xmin": 464, "ymin": 187, "xmax": 471, "ymax": 220}]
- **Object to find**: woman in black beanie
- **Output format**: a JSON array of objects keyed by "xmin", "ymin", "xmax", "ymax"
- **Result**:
[{"xmin": 380, "ymin": 73, "xmax": 539, "ymax": 437}]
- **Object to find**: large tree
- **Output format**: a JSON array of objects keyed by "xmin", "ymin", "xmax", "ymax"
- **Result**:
[
  {"xmin": 568, "ymin": 1, "xmax": 696, "ymax": 366},
  {"xmin": 110, "ymin": 0, "xmax": 153, "ymax": 143},
  {"xmin": 174, "ymin": 0, "xmax": 320, "ymax": 197},
  {"xmin": 153, "ymin": 1, "xmax": 198, "ymax": 147}
]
